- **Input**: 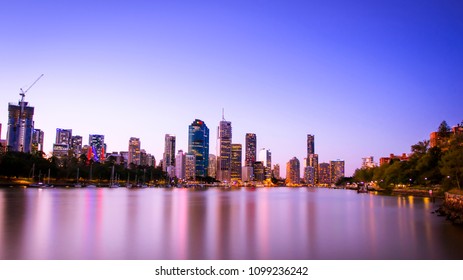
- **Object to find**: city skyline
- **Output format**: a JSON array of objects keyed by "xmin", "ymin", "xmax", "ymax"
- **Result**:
[{"xmin": 1, "ymin": 0, "xmax": 462, "ymax": 177}]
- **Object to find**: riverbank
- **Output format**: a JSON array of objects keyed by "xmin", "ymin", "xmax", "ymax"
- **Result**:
[{"xmin": 436, "ymin": 191, "xmax": 463, "ymax": 225}]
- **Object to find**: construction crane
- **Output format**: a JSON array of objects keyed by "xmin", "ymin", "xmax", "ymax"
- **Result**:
[{"xmin": 20, "ymin": 74, "xmax": 44, "ymax": 102}]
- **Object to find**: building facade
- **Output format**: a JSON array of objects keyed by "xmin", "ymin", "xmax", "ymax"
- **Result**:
[
  {"xmin": 286, "ymin": 157, "xmax": 300, "ymax": 185},
  {"xmin": 89, "ymin": 134, "xmax": 105, "ymax": 162},
  {"xmin": 231, "ymin": 143, "xmax": 242, "ymax": 181},
  {"xmin": 245, "ymin": 133, "xmax": 257, "ymax": 167},
  {"xmin": 163, "ymin": 134, "xmax": 176, "ymax": 172},
  {"xmin": 258, "ymin": 148, "xmax": 272, "ymax": 179},
  {"xmin": 308, "ymin": 153, "xmax": 319, "ymax": 184},
  {"xmin": 304, "ymin": 166, "xmax": 315, "ymax": 185},
  {"xmin": 318, "ymin": 162, "xmax": 331, "ymax": 185},
  {"xmin": 208, "ymin": 154, "xmax": 217, "ymax": 178},
  {"xmin": 128, "ymin": 137, "xmax": 141, "ymax": 167},
  {"xmin": 175, "ymin": 150, "xmax": 186, "ymax": 180},
  {"xmin": 185, "ymin": 153, "xmax": 196, "ymax": 180},
  {"xmin": 71, "ymin": 135, "xmax": 82, "ymax": 157},
  {"xmin": 273, "ymin": 164, "xmax": 280, "ymax": 179},
  {"xmin": 330, "ymin": 160, "xmax": 345, "ymax": 185},
  {"xmin": 31, "ymin": 129, "xmax": 44, "ymax": 153},
  {"xmin": 216, "ymin": 119, "xmax": 232, "ymax": 182},
  {"xmin": 307, "ymin": 134, "xmax": 315, "ymax": 155},
  {"xmin": 188, "ymin": 119, "xmax": 209, "ymax": 177},
  {"xmin": 6, "ymin": 99, "xmax": 35, "ymax": 153}
]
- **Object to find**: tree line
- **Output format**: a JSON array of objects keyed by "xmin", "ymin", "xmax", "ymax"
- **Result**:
[
  {"xmin": 353, "ymin": 121, "xmax": 462, "ymax": 191},
  {"xmin": 0, "ymin": 151, "xmax": 167, "ymax": 184}
]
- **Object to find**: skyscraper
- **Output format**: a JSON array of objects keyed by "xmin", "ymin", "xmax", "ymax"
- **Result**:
[
  {"xmin": 245, "ymin": 133, "xmax": 257, "ymax": 167},
  {"xmin": 6, "ymin": 98, "xmax": 35, "ymax": 153},
  {"xmin": 306, "ymin": 134, "xmax": 318, "ymax": 184},
  {"xmin": 273, "ymin": 164, "xmax": 280, "ymax": 179},
  {"xmin": 185, "ymin": 153, "xmax": 196, "ymax": 180},
  {"xmin": 188, "ymin": 119, "xmax": 209, "ymax": 177},
  {"xmin": 308, "ymin": 153, "xmax": 319, "ymax": 184},
  {"xmin": 307, "ymin": 134, "xmax": 315, "ymax": 155},
  {"xmin": 258, "ymin": 148, "xmax": 272, "ymax": 179},
  {"xmin": 128, "ymin": 137, "xmax": 141, "ymax": 167},
  {"xmin": 175, "ymin": 150, "xmax": 186, "ymax": 179},
  {"xmin": 208, "ymin": 154, "xmax": 217, "ymax": 178},
  {"xmin": 231, "ymin": 143, "xmax": 242, "ymax": 181},
  {"xmin": 89, "ymin": 134, "xmax": 105, "ymax": 162},
  {"xmin": 216, "ymin": 115, "xmax": 232, "ymax": 182},
  {"xmin": 163, "ymin": 134, "xmax": 176, "ymax": 173}
]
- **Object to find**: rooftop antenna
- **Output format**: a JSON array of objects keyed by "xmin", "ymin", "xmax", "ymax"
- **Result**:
[{"xmin": 222, "ymin": 108, "xmax": 225, "ymax": 121}]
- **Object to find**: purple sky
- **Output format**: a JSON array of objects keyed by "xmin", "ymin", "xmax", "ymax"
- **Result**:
[{"xmin": 1, "ymin": 0, "xmax": 462, "ymax": 177}]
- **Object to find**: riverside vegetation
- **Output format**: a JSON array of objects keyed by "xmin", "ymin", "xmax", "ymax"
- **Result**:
[{"xmin": 352, "ymin": 121, "xmax": 463, "ymax": 224}]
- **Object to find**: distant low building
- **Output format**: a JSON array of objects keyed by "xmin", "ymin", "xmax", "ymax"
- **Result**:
[
  {"xmin": 430, "ymin": 123, "xmax": 463, "ymax": 150},
  {"xmin": 362, "ymin": 156, "xmax": 376, "ymax": 169},
  {"xmin": 379, "ymin": 153, "xmax": 409, "ymax": 166}
]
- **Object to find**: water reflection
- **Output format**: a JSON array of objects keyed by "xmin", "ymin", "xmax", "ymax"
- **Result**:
[{"xmin": 0, "ymin": 187, "xmax": 462, "ymax": 260}]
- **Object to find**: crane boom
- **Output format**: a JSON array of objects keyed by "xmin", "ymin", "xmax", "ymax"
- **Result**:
[{"xmin": 20, "ymin": 74, "xmax": 44, "ymax": 99}]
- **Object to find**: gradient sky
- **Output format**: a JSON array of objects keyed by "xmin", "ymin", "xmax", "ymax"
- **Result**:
[{"xmin": 1, "ymin": 0, "xmax": 462, "ymax": 177}]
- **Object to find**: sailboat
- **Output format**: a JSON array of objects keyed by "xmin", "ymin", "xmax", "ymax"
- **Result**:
[
  {"xmin": 109, "ymin": 165, "xmax": 119, "ymax": 188},
  {"xmin": 75, "ymin": 168, "xmax": 82, "ymax": 188},
  {"xmin": 86, "ymin": 163, "xmax": 97, "ymax": 188}
]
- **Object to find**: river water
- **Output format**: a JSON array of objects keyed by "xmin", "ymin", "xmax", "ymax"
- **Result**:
[{"xmin": 0, "ymin": 187, "xmax": 462, "ymax": 260}]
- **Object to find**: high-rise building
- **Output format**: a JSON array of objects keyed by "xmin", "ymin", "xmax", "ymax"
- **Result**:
[
  {"xmin": 304, "ymin": 166, "xmax": 315, "ymax": 185},
  {"xmin": 306, "ymin": 134, "xmax": 318, "ymax": 184},
  {"xmin": 286, "ymin": 157, "xmax": 300, "ymax": 185},
  {"xmin": 318, "ymin": 162, "xmax": 331, "ymax": 185},
  {"xmin": 6, "ymin": 97, "xmax": 35, "ymax": 153},
  {"xmin": 120, "ymin": 151, "xmax": 129, "ymax": 167},
  {"xmin": 53, "ymin": 128, "xmax": 72, "ymax": 158},
  {"xmin": 56, "ymin": 128, "xmax": 72, "ymax": 146},
  {"xmin": 188, "ymin": 119, "xmax": 209, "ymax": 177},
  {"xmin": 242, "ymin": 166, "xmax": 254, "ymax": 182},
  {"xmin": 308, "ymin": 153, "xmax": 319, "ymax": 184},
  {"xmin": 0, "ymin": 124, "xmax": 6, "ymax": 154},
  {"xmin": 147, "ymin": 154, "xmax": 155, "ymax": 167},
  {"xmin": 208, "ymin": 154, "xmax": 217, "ymax": 178},
  {"xmin": 71, "ymin": 135, "xmax": 82, "ymax": 157},
  {"xmin": 31, "ymin": 129, "xmax": 44, "ymax": 153},
  {"xmin": 175, "ymin": 150, "xmax": 186, "ymax": 179},
  {"xmin": 330, "ymin": 160, "xmax": 345, "ymax": 185},
  {"xmin": 89, "ymin": 134, "xmax": 105, "ymax": 162},
  {"xmin": 140, "ymin": 149, "xmax": 148, "ymax": 166},
  {"xmin": 273, "ymin": 164, "xmax": 280, "ymax": 179},
  {"xmin": 307, "ymin": 134, "xmax": 315, "ymax": 155},
  {"xmin": 245, "ymin": 133, "xmax": 257, "ymax": 167},
  {"xmin": 128, "ymin": 137, "xmax": 141, "ymax": 167},
  {"xmin": 231, "ymin": 144, "xmax": 242, "ymax": 181},
  {"xmin": 163, "ymin": 134, "xmax": 176, "ymax": 173},
  {"xmin": 253, "ymin": 161, "xmax": 265, "ymax": 181},
  {"xmin": 216, "ymin": 116, "xmax": 232, "ymax": 182},
  {"xmin": 258, "ymin": 148, "xmax": 272, "ymax": 179},
  {"xmin": 185, "ymin": 153, "xmax": 196, "ymax": 180}
]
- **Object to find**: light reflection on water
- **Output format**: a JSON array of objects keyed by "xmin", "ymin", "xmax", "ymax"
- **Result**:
[{"xmin": 0, "ymin": 187, "xmax": 462, "ymax": 260}]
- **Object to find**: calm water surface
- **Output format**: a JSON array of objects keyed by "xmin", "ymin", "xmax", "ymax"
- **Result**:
[{"xmin": 1, "ymin": 187, "xmax": 462, "ymax": 260}]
